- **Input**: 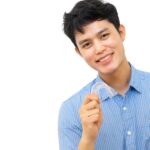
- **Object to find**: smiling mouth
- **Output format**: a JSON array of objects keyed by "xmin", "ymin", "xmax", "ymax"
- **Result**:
[{"xmin": 95, "ymin": 52, "xmax": 114, "ymax": 63}]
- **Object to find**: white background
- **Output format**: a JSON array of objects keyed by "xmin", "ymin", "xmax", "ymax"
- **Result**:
[{"xmin": 0, "ymin": 0, "xmax": 150, "ymax": 149}]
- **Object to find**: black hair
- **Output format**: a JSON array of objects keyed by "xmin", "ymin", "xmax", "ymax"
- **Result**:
[{"xmin": 63, "ymin": 0, "xmax": 120, "ymax": 48}]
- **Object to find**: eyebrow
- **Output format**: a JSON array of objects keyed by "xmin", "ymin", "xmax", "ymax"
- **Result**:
[{"xmin": 78, "ymin": 28, "xmax": 109, "ymax": 46}]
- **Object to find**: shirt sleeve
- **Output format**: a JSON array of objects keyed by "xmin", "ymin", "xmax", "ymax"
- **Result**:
[{"xmin": 58, "ymin": 101, "xmax": 82, "ymax": 150}]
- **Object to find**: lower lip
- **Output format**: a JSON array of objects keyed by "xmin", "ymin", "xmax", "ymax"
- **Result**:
[{"xmin": 97, "ymin": 54, "xmax": 113, "ymax": 65}]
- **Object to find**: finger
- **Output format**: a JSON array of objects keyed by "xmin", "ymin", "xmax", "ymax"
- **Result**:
[
  {"xmin": 85, "ymin": 100, "xmax": 100, "ymax": 110},
  {"xmin": 87, "ymin": 113, "xmax": 100, "ymax": 123},
  {"xmin": 83, "ymin": 94, "xmax": 99, "ymax": 105},
  {"xmin": 86, "ymin": 108, "xmax": 100, "ymax": 117},
  {"xmin": 80, "ymin": 108, "xmax": 101, "ymax": 120}
]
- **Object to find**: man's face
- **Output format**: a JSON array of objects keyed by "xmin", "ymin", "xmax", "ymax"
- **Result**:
[{"xmin": 75, "ymin": 20, "xmax": 127, "ymax": 76}]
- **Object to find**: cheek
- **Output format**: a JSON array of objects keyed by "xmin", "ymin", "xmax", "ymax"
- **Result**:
[
  {"xmin": 82, "ymin": 50, "xmax": 95, "ymax": 61},
  {"xmin": 104, "ymin": 36, "xmax": 123, "ymax": 49},
  {"xmin": 104, "ymin": 39, "xmax": 125, "ymax": 58},
  {"xmin": 104, "ymin": 39, "xmax": 118, "ymax": 48}
]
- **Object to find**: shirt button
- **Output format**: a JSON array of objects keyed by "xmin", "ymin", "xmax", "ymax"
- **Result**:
[
  {"xmin": 127, "ymin": 130, "xmax": 132, "ymax": 136},
  {"xmin": 123, "ymin": 106, "xmax": 127, "ymax": 111}
]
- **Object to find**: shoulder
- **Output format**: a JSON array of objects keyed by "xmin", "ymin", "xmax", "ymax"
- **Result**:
[
  {"xmin": 59, "ymin": 77, "xmax": 97, "ymax": 118},
  {"xmin": 134, "ymin": 68, "xmax": 150, "ymax": 89},
  {"xmin": 136, "ymin": 68, "xmax": 150, "ymax": 80},
  {"xmin": 58, "ymin": 78, "xmax": 97, "ymax": 128},
  {"xmin": 60, "ymin": 78, "xmax": 97, "ymax": 111}
]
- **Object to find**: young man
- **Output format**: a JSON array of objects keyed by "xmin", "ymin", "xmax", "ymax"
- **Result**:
[{"xmin": 58, "ymin": 0, "xmax": 150, "ymax": 149}]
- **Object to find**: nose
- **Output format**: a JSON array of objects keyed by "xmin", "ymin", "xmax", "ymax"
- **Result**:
[{"xmin": 94, "ymin": 40, "xmax": 105, "ymax": 54}]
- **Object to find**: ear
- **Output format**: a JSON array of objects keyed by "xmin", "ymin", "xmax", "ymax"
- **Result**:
[{"xmin": 119, "ymin": 24, "xmax": 126, "ymax": 41}]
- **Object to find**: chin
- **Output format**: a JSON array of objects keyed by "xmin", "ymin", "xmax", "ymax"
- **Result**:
[
  {"xmin": 100, "ymin": 70, "xmax": 114, "ymax": 76},
  {"xmin": 98, "ymin": 65, "xmax": 118, "ymax": 76}
]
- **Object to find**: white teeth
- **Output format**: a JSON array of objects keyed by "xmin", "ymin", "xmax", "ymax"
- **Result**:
[{"xmin": 99, "ymin": 55, "xmax": 110, "ymax": 62}]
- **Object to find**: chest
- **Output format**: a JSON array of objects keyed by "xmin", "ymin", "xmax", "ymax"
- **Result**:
[{"xmin": 96, "ymin": 91, "xmax": 150, "ymax": 149}]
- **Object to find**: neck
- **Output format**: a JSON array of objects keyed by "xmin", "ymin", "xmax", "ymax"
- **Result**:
[{"xmin": 99, "ymin": 61, "xmax": 131, "ymax": 95}]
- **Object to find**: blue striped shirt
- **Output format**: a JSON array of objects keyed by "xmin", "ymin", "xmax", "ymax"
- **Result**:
[{"xmin": 58, "ymin": 65, "xmax": 150, "ymax": 150}]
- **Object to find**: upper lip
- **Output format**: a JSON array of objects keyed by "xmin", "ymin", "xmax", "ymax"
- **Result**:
[{"xmin": 95, "ymin": 52, "xmax": 114, "ymax": 62}]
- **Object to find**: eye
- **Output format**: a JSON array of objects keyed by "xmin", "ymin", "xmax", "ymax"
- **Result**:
[
  {"xmin": 101, "ymin": 33, "xmax": 109, "ymax": 40},
  {"xmin": 82, "ymin": 42, "xmax": 92, "ymax": 49}
]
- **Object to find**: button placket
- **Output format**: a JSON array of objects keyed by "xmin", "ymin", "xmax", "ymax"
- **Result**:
[
  {"xmin": 127, "ymin": 130, "xmax": 132, "ymax": 136},
  {"xmin": 122, "ymin": 95, "xmax": 136, "ymax": 149},
  {"xmin": 123, "ymin": 106, "xmax": 127, "ymax": 111}
]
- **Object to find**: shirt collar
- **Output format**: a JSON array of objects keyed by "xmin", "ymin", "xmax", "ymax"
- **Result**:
[
  {"xmin": 128, "ymin": 64, "xmax": 142, "ymax": 93},
  {"xmin": 92, "ymin": 76, "xmax": 117, "ymax": 101},
  {"xmin": 92, "ymin": 64, "xmax": 142, "ymax": 101}
]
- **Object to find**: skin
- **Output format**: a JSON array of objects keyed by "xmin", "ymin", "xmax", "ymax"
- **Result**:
[
  {"xmin": 75, "ymin": 20, "xmax": 131, "ymax": 149},
  {"xmin": 78, "ymin": 94, "xmax": 102, "ymax": 150}
]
